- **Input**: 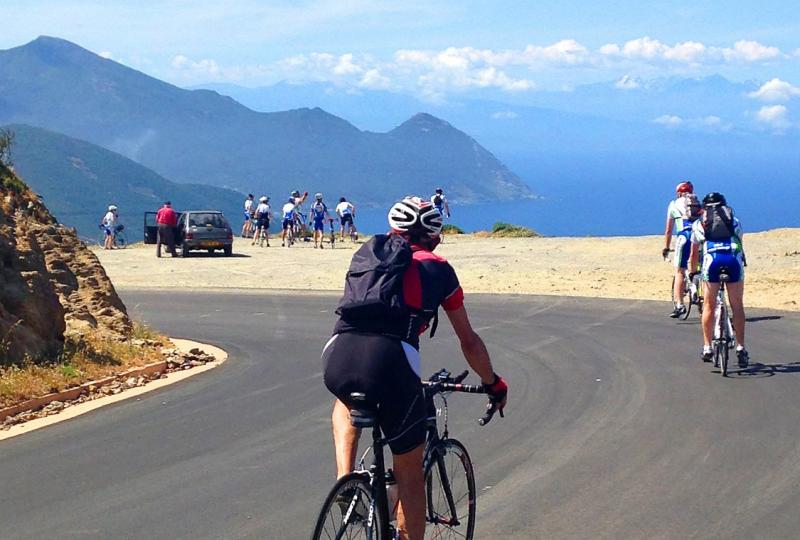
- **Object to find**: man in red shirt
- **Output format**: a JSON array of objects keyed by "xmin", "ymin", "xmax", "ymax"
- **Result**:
[{"xmin": 156, "ymin": 201, "xmax": 178, "ymax": 257}]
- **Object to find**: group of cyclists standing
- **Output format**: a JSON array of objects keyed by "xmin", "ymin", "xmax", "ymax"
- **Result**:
[
  {"xmin": 663, "ymin": 181, "xmax": 749, "ymax": 368},
  {"xmin": 240, "ymin": 190, "xmax": 358, "ymax": 248}
]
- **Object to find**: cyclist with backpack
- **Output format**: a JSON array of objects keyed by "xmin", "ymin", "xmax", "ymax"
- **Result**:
[
  {"xmin": 308, "ymin": 193, "xmax": 332, "ymax": 249},
  {"xmin": 335, "ymin": 197, "xmax": 357, "ymax": 241},
  {"xmin": 663, "ymin": 181, "xmax": 702, "ymax": 318},
  {"xmin": 430, "ymin": 187, "xmax": 450, "ymax": 219},
  {"xmin": 689, "ymin": 192, "xmax": 749, "ymax": 367},
  {"xmin": 321, "ymin": 196, "xmax": 508, "ymax": 540},
  {"xmin": 252, "ymin": 196, "xmax": 271, "ymax": 247}
]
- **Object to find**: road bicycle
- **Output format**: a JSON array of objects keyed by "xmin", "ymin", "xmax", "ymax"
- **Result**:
[
  {"xmin": 712, "ymin": 270, "xmax": 736, "ymax": 376},
  {"xmin": 665, "ymin": 250, "xmax": 702, "ymax": 319},
  {"xmin": 328, "ymin": 219, "xmax": 336, "ymax": 249},
  {"xmin": 97, "ymin": 224, "xmax": 128, "ymax": 248},
  {"xmin": 670, "ymin": 268, "xmax": 703, "ymax": 320},
  {"xmin": 311, "ymin": 369, "xmax": 500, "ymax": 540}
]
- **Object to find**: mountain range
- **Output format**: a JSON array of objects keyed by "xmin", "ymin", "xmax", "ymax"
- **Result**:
[
  {"xmin": 7, "ymin": 124, "xmax": 244, "ymax": 239},
  {"xmin": 193, "ymin": 74, "xmax": 800, "ymax": 234},
  {"xmin": 0, "ymin": 36, "xmax": 532, "ymax": 208}
]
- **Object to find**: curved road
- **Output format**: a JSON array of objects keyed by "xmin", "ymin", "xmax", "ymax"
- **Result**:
[{"xmin": 1, "ymin": 290, "xmax": 799, "ymax": 539}]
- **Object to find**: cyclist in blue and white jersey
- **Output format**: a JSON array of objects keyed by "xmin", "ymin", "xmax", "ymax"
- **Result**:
[
  {"xmin": 308, "ymin": 192, "xmax": 332, "ymax": 249},
  {"xmin": 281, "ymin": 197, "xmax": 296, "ymax": 247},
  {"xmin": 663, "ymin": 181, "xmax": 701, "ymax": 318},
  {"xmin": 689, "ymin": 192, "xmax": 749, "ymax": 367},
  {"xmin": 336, "ymin": 197, "xmax": 357, "ymax": 241}
]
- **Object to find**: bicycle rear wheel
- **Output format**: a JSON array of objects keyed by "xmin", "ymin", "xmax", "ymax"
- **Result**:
[
  {"xmin": 425, "ymin": 438, "xmax": 476, "ymax": 540},
  {"xmin": 312, "ymin": 472, "xmax": 385, "ymax": 540}
]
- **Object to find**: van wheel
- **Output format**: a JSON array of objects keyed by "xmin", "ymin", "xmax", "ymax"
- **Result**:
[
  {"xmin": 181, "ymin": 246, "xmax": 189, "ymax": 257},
  {"xmin": 224, "ymin": 246, "xmax": 232, "ymax": 257}
]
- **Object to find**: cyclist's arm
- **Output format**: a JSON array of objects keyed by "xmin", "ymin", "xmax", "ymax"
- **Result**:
[
  {"xmin": 663, "ymin": 215, "xmax": 674, "ymax": 250},
  {"xmin": 445, "ymin": 306, "xmax": 495, "ymax": 385}
]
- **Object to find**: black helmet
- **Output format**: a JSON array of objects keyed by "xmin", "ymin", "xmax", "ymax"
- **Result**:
[
  {"xmin": 702, "ymin": 192, "xmax": 726, "ymax": 207},
  {"xmin": 339, "ymin": 197, "xmax": 346, "ymax": 203},
  {"xmin": 291, "ymin": 190, "xmax": 300, "ymax": 198}
]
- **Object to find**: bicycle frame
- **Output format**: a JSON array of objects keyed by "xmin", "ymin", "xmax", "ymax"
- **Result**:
[
  {"xmin": 349, "ymin": 370, "xmax": 495, "ymax": 538},
  {"xmin": 712, "ymin": 277, "xmax": 735, "ymax": 374}
]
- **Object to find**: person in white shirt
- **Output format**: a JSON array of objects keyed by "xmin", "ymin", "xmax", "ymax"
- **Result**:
[
  {"xmin": 335, "ymin": 197, "xmax": 357, "ymax": 242},
  {"xmin": 101, "ymin": 204, "xmax": 118, "ymax": 250},
  {"xmin": 281, "ymin": 197, "xmax": 297, "ymax": 247},
  {"xmin": 242, "ymin": 194, "xmax": 255, "ymax": 238},
  {"xmin": 252, "ymin": 196, "xmax": 272, "ymax": 247}
]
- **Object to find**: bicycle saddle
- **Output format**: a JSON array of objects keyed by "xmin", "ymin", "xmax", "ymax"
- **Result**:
[
  {"xmin": 348, "ymin": 392, "xmax": 377, "ymax": 428},
  {"xmin": 719, "ymin": 269, "xmax": 731, "ymax": 283}
]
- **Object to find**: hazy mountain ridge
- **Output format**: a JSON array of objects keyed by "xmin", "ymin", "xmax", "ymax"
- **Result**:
[
  {"xmin": 7, "ymin": 124, "xmax": 244, "ymax": 238},
  {"xmin": 0, "ymin": 36, "xmax": 533, "ymax": 205}
]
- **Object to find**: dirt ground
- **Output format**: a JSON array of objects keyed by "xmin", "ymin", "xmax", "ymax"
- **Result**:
[{"xmin": 94, "ymin": 229, "xmax": 800, "ymax": 312}]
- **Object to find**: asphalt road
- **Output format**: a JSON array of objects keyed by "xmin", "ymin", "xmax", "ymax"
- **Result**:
[{"xmin": 1, "ymin": 290, "xmax": 799, "ymax": 539}]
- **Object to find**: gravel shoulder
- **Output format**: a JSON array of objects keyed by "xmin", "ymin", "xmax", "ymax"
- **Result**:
[{"xmin": 94, "ymin": 228, "xmax": 800, "ymax": 312}]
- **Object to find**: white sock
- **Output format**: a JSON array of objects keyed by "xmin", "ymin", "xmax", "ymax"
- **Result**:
[
  {"xmin": 703, "ymin": 345, "xmax": 713, "ymax": 354},
  {"xmin": 736, "ymin": 345, "xmax": 745, "ymax": 352}
]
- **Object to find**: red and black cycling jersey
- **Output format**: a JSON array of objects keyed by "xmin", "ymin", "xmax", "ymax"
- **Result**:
[{"xmin": 333, "ymin": 244, "xmax": 464, "ymax": 349}]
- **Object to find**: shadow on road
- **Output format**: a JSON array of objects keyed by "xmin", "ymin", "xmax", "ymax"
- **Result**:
[
  {"xmin": 745, "ymin": 315, "xmax": 783, "ymax": 323},
  {"xmin": 724, "ymin": 361, "xmax": 800, "ymax": 379}
]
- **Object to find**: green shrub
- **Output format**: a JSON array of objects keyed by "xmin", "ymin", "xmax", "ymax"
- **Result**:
[
  {"xmin": 441, "ymin": 223, "xmax": 464, "ymax": 234},
  {"xmin": 489, "ymin": 221, "xmax": 539, "ymax": 238}
]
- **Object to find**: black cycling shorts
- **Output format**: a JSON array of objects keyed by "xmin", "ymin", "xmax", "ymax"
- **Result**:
[
  {"xmin": 323, "ymin": 332, "xmax": 426, "ymax": 455},
  {"xmin": 340, "ymin": 215, "xmax": 353, "ymax": 226}
]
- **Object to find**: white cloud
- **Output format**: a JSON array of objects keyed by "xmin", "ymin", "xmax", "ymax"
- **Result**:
[
  {"xmin": 359, "ymin": 69, "xmax": 390, "ymax": 89},
  {"xmin": 615, "ymin": 75, "xmax": 641, "ymax": 89},
  {"xmin": 98, "ymin": 51, "xmax": 114, "ymax": 60},
  {"xmin": 654, "ymin": 115, "xmax": 683, "ymax": 127},
  {"xmin": 654, "ymin": 114, "xmax": 732, "ymax": 131},
  {"xmin": 599, "ymin": 37, "xmax": 782, "ymax": 65},
  {"xmin": 748, "ymin": 78, "xmax": 800, "ymax": 102},
  {"xmin": 723, "ymin": 40, "xmax": 781, "ymax": 62},
  {"xmin": 491, "ymin": 111, "xmax": 519, "ymax": 120},
  {"xmin": 756, "ymin": 105, "xmax": 791, "ymax": 130},
  {"xmin": 332, "ymin": 53, "xmax": 362, "ymax": 76}
]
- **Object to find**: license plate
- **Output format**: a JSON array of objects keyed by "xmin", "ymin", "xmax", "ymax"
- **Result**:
[{"xmin": 202, "ymin": 241, "xmax": 222, "ymax": 247}]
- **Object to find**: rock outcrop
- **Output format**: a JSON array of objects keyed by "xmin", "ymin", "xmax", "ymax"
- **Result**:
[{"xmin": 1, "ymin": 164, "xmax": 130, "ymax": 365}]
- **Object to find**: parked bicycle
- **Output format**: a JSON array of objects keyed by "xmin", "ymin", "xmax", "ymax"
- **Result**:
[
  {"xmin": 311, "ymin": 369, "xmax": 499, "ymax": 540},
  {"xmin": 98, "ymin": 224, "xmax": 128, "ymax": 248},
  {"xmin": 328, "ymin": 218, "xmax": 336, "ymax": 249},
  {"xmin": 713, "ymin": 270, "xmax": 736, "ymax": 376}
]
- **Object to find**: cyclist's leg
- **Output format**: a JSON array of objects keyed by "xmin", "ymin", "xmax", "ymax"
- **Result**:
[
  {"xmin": 673, "ymin": 233, "xmax": 690, "ymax": 308},
  {"xmin": 331, "ymin": 399, "xmax": 360, "ymax": 478},
  {"xmin": 393, "ymin": 444, "xmax": 425, "ymax": 540},
  {"xmin": 702, "ymin": 250, "xmax": 723, "ymax": 350},
  {"xmin": 725, "ymin": 256, "xmax": 746, "ymax": 349}
]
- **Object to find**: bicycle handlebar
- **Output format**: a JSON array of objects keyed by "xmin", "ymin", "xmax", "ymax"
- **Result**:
[{"xmin": 422, "ymin": 369, "xmax": 503, "ymax": 426}]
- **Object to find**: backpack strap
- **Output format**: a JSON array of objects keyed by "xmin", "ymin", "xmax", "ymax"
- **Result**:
[{"xmin": 428, "ymin": 309, "xmax": 439, "ymax": 339}]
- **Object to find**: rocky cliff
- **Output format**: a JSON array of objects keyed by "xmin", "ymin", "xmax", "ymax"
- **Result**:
[{"xmin": 0, "ymin": 164, "xmax": 130, "ymax": 365}]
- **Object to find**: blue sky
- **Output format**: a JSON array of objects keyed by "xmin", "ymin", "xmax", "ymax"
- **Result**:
[{"xmin": 2, "ymin": 0, "xmax": 798, "ymax": 94}]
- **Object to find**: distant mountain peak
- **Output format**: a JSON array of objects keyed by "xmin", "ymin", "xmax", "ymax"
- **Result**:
[{"xmin": 391, "ymin": 113, "xmax": 454, "ymax": 135}]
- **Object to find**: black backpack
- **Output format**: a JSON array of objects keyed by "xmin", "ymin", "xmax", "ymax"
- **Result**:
[
  {"xmin": 433, "ymin": 194, "xmax": 443, "ymax": 206},
  {"xmin": 337, "ymin": 234, "xmax": 412, "ymax": 321},
  {"xmin": 703, "ymin": 205, "xmax": 735, "ymax": 241},
  {"xmin": 336, "ymin": 234, "xmax": 439, "ymax": 340}
]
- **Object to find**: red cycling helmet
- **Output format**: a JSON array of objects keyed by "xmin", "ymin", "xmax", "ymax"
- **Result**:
[{"xmin": 675, "ymin": 181, "xmax": 694, "ymax": 194}]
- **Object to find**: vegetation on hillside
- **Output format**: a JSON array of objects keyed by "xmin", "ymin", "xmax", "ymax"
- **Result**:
[
  {"xmin": 442, "ymin": 223, "xmax": 464, "ymax": 234},
  {"xmin": 474, "ymin": 222, "xmax": 540, "ymax": 238}
]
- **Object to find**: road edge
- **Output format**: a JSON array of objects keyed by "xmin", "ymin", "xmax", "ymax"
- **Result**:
[{"xmin": 0, "ymin": 338, "xmax": 228, "ymax": 442}]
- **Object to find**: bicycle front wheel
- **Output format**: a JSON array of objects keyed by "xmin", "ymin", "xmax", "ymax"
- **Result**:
[
  {"xmin": 312, "ymin": 472, "xmax": 385, "ymax": 540},
  {"xmin": 425, "ymin": 438, "xmax": 476, "ymax": 540}
]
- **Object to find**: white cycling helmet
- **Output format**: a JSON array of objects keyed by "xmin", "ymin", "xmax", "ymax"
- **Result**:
[
  {"xmin": 108, "ymin": 205, "xmax": 117, "ymax": 211},
  {"xmin": 387, "ymin": 196, "xmax": 442, "ymax": 239},
  {"xmin": 315, "ymin": 192, "xmax": 323, "ymax": 201},
  {"xmin": 259, "ymin": 196, "xmax": 268, "ymax": 203}
]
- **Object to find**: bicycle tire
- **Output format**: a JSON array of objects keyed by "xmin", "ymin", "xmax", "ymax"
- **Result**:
[
  {"xmin": 424, "ymin": 438, "xmax": 476, "ymax": 540},
  {"xmin": 720, "ymin": 341, "xmax": 729, "ymax": 376},
  {"xmin": 312, "ymin": 472, "xmax": 388, "ymax": 540},
  {"xmin": 115, "ymin": 232, "xmax": 128, "ymax": 249}
]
